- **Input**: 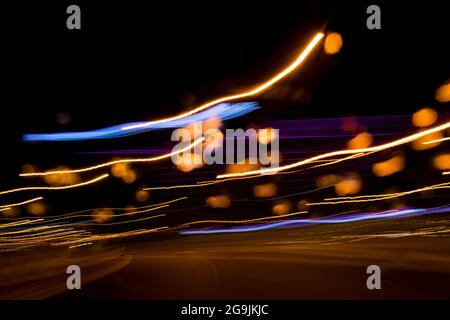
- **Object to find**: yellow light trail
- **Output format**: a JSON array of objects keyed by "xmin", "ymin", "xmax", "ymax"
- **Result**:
[
  {"xmin": 423, "ymin": 137, "xmax": 450, "ymax": 144},
  {"xmin": 0, "ymin": 174, "xmax": 108, "ymax": 196},
  {"xmin": 443, "ymin": 171, "xmax": 450, "ymax": 175},
  {"xmin": 69, "ymin": 242, "xmax": 93, "ymax": 249},
  {"xmin": 144, "ymin": 154, "xmax": 369, "ymax": 191},
  {"xmin": 1, "ymin": 228, "xmax": 74, "ymax": 240},
  {"xmin": 83, "ymin": 212, "xmax": 166, "ymax": 226},
  {"xmin": 20, "ymin": 33, "xmax": 323, "ymax": 179},
  {"xmin": 0, "ymin": 227, "xmax": 93, "ymax": 250},
  {"xmin": 45, "ymin": 196, "xmax": 185, "ymax": 222},
  {"xmin": 20, "ymin": 138, "xmax": 204, "ymax": 177},
  {"xmin": 2, "ymin": 230, "xmax": 91, "ymax": 243},
  {"xmin": 0, "ymin": 225, "xmax": 63, "ymax": 236},
  {"xmin": 170, "ymin": 211, "xmax": 308, "ymax": 230},
  {"xmin": 144, "ymin": 181, "xmax": 220, "ymax": 191},
  {"xmin": 303, "ymin": 152, "xmax": 370, "ymax": 170},
  {"xmin": 1, "ymin": 228, "xmax": 85, "ymax": 241},
  {"xmin": 145, "ymin": 172, "xmax": 280, "ymax": 191},
  {"xmin": 0, "ymin": 197, "xmax": 43, "ymax": 209},
  {"xmin": 113, "ymin": 205, "xmax": 168, "ymax": 217},
  {"xmin": 308, "ymin": 181, "xmax": 450, "ymax": 206},
  {"xmin": 17, "ymin": 205, "xmax": 167, "ymax": 227},
  {"xmin": 54, "ymin": 227, "xmax": 168, "ymax": 246},
  {"xmin": 0, "ymin": 197, "xmax": 187, "ymax": 222},
  {"xmin": 2, "ymin": 212, "xmax": 311, "ymax": 248},
  {"xmin": 217, "ymin": 120, "xmax": 450, "ymax": 179},
  {"xmin": 122, "ymin": 32, "xmax": 325, "ymax": 131},
  {"xmin": 0, "ymin": 199, "xmax": 176, "ymax": 242},
  {"xmin": 0, "ymin": 219, "xmax": 43, "ymax": 229}
]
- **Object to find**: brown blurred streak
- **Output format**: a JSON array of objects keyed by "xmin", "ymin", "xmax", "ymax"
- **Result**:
[{"xmin": 0, "ymin": 244, "xmax": 131, "ymax": 299}]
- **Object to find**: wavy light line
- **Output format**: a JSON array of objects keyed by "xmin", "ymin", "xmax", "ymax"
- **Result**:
[
  {"xmin": 23, "ymin": 102, "xmax": 259, "ymax": 142},
  {"xmin": 20, "ymin": 138, "xmax": 204, "ymax": 177},
  {"xmin": 0, "ymin": 196, "xmax": 43, "ymax": 209},
  {"xmin": 0, "ymin": 174, "xmax": 108, "ymax": 196},
  {"xmin": 23, "ymin": 32, "xmax": 323, "ymax": 142},
  {"xmin": 122, "ymin": 32, "xmax": 325, "ymax": 131}
]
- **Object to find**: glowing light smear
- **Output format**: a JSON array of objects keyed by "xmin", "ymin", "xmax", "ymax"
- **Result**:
[
  {"xmin": 423, "ymin": 137, "xmax": 450, "ymax": 144},
  {"xmin": 180, "ymin": 205, "xmax": 450, "ymax": 235},
  {"xmin": 217, "ymin": 120, "xmax": 450, "ymax": 179},
  {"xmin": 23, "ymin": 102, "xmax": 258, "ymax": 142}
]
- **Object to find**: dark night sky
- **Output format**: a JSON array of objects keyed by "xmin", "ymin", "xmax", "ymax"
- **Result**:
[{"xmin": 4, "ymin": 1, "xmax": 448, "ymax": 124}]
